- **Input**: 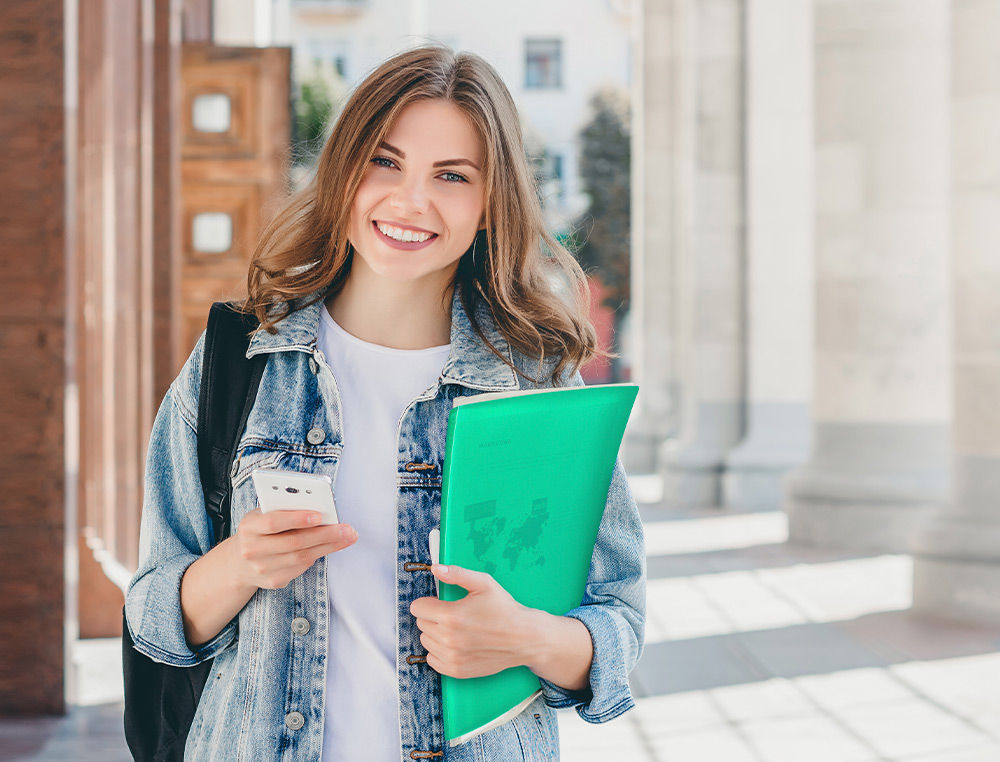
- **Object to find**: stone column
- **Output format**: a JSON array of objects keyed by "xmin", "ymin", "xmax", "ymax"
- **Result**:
[
  {"xmin": 624, "ymin": 0, "xmax": 694, "ymax": 473},
  {"xmin": 0, "ymin": 0, "xmax": 68, "ymax": 714},
  {"xmin": 660, "ymin": 0, "xmax": 747, "ymax": 506},
  {"xmin": 723, "ymin": 0, "xmax": 814, "ymax": 509},
  {"xmin": 784, "ymin": 0, "xmax": 951, "ymax": 551},
  {"xmin": 912, "ymin": 0, "xmax": 1000, "ymax": 625}
]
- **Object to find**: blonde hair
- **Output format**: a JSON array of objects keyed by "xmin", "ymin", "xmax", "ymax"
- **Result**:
[{"xmin": 246, "ymin": 45, "xmax": 601, "ymax": 383}]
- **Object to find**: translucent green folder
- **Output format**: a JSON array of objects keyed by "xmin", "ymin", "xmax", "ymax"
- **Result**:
[{"xmin": 437, "ymin": 383, "xmax": 639, "ymax": 745}]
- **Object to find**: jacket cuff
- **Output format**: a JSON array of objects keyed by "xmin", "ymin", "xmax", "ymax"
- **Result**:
[
  {"xmin": 126, "ymin": 553, "xmax": 236, "ymax": 666},
  {"xmin": 538, "ymin": 606, "xmax": 636, "ymax": 723}
]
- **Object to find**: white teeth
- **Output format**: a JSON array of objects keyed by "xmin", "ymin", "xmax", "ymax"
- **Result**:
[{"xmin": 377, "ymin": 222, "xmax": 432, "ymax": 243}]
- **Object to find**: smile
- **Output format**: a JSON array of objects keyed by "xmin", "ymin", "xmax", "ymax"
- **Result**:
[
  {"xmin": 375, "ymin": 221, "xmax": 436, "ymax": 243},
  {"xmin": 372, "ymin": 221, "xmax": 438, "ymax": 250}
]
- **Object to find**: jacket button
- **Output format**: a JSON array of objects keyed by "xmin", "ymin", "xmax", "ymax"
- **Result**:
[
  {"xmin": 291, "ymin": 617, "xmax": 311, "ymax": 636},
  {"xmin": 306, "ymin": 427, "xmax": 325, "ymax": 445},
  {"xmin": 308, "ymin": 357, "xmax": 318, "ymax": 374},
  {"xmin": 285, "ymin": 711, "xmax": 305, "ymax": 731}
]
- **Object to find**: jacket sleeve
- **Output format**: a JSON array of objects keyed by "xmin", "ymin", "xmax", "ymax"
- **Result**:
[
  {"xmin": 538, "ymin": 373, "xmax": 646, "ymax": 722},
  {"xmin": 124, "ymin": 333, "xmax": 238, "ymax": 666}
]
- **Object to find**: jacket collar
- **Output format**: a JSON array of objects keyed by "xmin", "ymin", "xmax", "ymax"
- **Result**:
[{"xmin": 246, "ymin": 289, "xmax": 520, "ymax": 391}]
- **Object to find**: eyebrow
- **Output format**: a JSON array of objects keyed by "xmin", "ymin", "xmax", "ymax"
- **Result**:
[{"xmin": 378, "ymin": 141, "xmax": 481, "ymax": 171}]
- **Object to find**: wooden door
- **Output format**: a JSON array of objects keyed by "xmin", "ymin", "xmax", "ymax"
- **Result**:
[{"xmin": 179, "ymin": 44, "xmax": 291, "ymax": 367}]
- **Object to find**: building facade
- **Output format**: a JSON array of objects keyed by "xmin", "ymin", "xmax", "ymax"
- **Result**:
[
  {"xmin": 215, "ymin": 0, "xmax": 636, "ymax": 231},
  {"xmin": 631, "ymin": 0, "xmax": 1000, "ymax": 625}
]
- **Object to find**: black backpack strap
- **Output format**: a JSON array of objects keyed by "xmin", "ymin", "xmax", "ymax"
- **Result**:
[
  {"xmin": 196, "ymin": 302, "xmax": 267, "ymax": 546},
  {"xmin": 122, "ymin": 303, "xmax": 266, "ymax": 762}
]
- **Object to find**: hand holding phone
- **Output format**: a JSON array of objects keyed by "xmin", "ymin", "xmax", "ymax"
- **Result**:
[{"xmin": 252, "ymin": 468, "xmax": 339, "ymax": 525}]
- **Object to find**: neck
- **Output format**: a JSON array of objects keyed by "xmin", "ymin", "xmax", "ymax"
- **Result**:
[{"xmin": 327, "ymin": 266, "xmax": 454, "ymax": 350}]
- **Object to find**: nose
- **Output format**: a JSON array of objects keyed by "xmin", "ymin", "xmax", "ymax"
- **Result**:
[{"xmin": 389, "ymin": 174, "xmax": 428, "ymax": 215}]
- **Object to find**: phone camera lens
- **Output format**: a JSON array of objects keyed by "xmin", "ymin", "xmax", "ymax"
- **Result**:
[{"xmin": 286, "ymin": 487, "xmax": 299, "ymax": 494}]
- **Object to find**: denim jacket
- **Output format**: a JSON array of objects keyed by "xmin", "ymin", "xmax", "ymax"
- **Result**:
[{"xmin": 125, "ymin": 292, "xmax": 646, "ymax": 762}]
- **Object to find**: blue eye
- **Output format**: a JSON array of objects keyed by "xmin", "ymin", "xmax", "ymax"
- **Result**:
[
  {"xmin": 441, "ymin": 171, "xmax": 468, "ymax": 184},
  {"xmin": 371, "ymin": 156, "xmax": 396, "ymax": 169}
]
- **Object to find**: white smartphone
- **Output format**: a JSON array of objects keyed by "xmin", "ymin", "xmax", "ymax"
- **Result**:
[{"xmin": 251, "ymin": 468, "xmax": 339, "ymax": 525}]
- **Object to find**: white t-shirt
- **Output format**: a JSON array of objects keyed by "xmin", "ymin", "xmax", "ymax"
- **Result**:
[{"xmin": 316, "ymin": 306, "xmax": 450, "ymax": 762}]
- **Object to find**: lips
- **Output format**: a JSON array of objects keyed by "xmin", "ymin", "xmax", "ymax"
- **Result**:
[{"xmin": 372, "ymin": 221, "xmax": 438, "ymax": 251}]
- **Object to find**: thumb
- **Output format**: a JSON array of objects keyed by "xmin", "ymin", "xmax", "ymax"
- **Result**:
[{"xmin": 432, "ymin": 564, "xmax": 495, "ymax": 593}]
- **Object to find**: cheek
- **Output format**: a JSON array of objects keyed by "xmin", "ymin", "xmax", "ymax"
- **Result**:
[
  {"xmin": 348, "ymin": 204, "xmax": 364, "ymax": 232},
  {"xmin": 349, "ymin": 176, "xmax": 385, "ymax": 223},
  {"xmin": 347, "ymin": 193, "xmax": 366, "ymax": 229},
  {"xmin": 452, "ymin": 196, "xmax": 486, "ymax": 233}
]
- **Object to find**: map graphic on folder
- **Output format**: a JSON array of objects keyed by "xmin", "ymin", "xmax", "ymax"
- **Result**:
[
  {"xmin": 464, "ymin": 496, "xmax": 548, "ymax": 574},
  {"xmin": 436, "ymin": 383, "xmax": 639, "ymax": 745}
]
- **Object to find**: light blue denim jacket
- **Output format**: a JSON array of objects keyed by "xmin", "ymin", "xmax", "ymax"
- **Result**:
[{"xmin": 125, "ymin": 292, "xmax": 646, "ymax": 762}]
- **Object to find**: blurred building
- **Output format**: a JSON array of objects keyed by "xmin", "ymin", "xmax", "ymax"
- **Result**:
[
  {"xmin": 3, "ymin": 0, "xmax": 999, "ymax": 720},
  {"xmin": 629, "ymin": 0, "xmax": 1000, "ymax": 626},
  {"xmin": 0, "ymin": 0, "xmax": 292, "ymax": 715},
  {"xmin": 214, "ymin": 0, "xmax": 635, "ymax": 232}
]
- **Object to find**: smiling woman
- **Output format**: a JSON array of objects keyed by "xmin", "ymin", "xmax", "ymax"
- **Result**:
[
  {"xmin": 343, "ymin": 99, "xmax": 486, "ymax": 312},
  {"xmin": 125, "ymin": 44, "xmax": 646, "ymax": 762},
  {"xmin": 244, "ymin": 45, "xmax": 602, "ymax": 378}
]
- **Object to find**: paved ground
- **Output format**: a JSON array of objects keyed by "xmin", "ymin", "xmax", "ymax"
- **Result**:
[{"xmin": 3, "ymin": 475, "xmax": 1000, "ymax": 761}]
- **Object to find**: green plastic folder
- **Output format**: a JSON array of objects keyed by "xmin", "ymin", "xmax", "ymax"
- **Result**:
[{"xmin": 437, "ymin": 383, "xmax": 639, "ymax": 745}]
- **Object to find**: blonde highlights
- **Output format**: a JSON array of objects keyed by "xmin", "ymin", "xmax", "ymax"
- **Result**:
[{"xmin": 246, "ymin": 45, "xmax": 601, "ymax": 382}]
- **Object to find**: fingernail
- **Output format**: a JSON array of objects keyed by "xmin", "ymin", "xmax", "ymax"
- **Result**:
[
  {"xmin": 436, "ymin": 564, "xmax": 449, "ymax": 575},
  {"xmin": 340, "ymin": 526, "xmax": 355, "ymax": 540},
  {"xmin": 307, "ymin": 513, "xmax": 321, "ymax": 525}
]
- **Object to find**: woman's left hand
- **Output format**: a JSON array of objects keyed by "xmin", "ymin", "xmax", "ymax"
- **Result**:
[
  {"xmin": 409, "ymin": 564, "xmax": 537, "ymax": 679},
  {"xmin": 409, "ymin": 564, "xmax": 593, "ymax": 691}
]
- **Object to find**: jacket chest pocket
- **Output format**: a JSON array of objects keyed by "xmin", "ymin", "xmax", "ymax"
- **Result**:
[{"xmin": 232, "ymin": 449, "xmax": 284, "ymax": 490}]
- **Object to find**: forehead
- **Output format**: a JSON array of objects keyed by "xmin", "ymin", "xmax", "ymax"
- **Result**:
[{"xmin": 384, "ymin": 99, "xmax": 484, "ymax": 164}]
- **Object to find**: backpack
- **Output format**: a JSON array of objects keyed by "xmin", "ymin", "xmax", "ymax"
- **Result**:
[{"xmin": 122, "ymin": 302, "xmax": 266, "ymax": 762}]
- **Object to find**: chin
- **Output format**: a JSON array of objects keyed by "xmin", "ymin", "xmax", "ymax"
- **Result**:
[{"xmin": 369, "ymin": 261, "xmax": 438, "ymax": 285}]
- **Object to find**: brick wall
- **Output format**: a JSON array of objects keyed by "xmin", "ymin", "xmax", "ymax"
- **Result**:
[{"xmin": 0, "ymin": 1, "xmax": 67, "ymax": 715}]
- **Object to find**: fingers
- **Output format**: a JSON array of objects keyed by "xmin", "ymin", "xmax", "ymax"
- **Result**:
[
  {"xmin": 419, "ymin": 630, "xmax": 481, "ymax": 680},
  {"xmin": 267, "ymin": 532, "xmax": 354, "ymax": 567},
  {"xmin": 243, "ymin": 507, "xmax": 324, "ymax": 535},
  {"xmin": 234, "ymin": 512, "xmax": 358, "ymax": 589},
  {"xmin": 241, "ymin": 509, "xmax": 355, "ymax": 547},
  {"xmin": 409, "ymin": 567, "xmax": 504, "ymax": 620},
  {"xmin": 241, "ymin": 533, "xmax": 355, "ymax": 590},
  {"xmin": 409, "ymin": 596, "xmax": 444, "ymax": 622},
  {"xmin": 431, "ymin": 564, "xmax": 496, "ymax": 593}
]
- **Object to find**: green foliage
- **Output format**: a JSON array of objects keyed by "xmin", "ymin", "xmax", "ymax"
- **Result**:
[
  {"xmin": 574, "ymin": 89, "xmax": 631, "ymax": 312},
  {"xmin": 293, "ymin": 59, "xmax": 346, "ymax": 167}
]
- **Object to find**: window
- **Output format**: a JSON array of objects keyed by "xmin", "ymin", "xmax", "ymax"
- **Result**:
[
  {"xmin": 192, "ymin": 212, "xmax": 233, "ymax": 254},
  {"xmin": 540, "ymin": 153, "xmax": 565, "ymax": 200},
  {"xmin": 191, "ymin": 93, "xmax": 231, "ymax": 133},
  {"xmin": 551, "ymin": 154, "xmax": 564, "ymax": 196},
  {"xmin": 525, "ymin": 39, "xmax": 562, "ymax": 89},
  {"xmin": 307, "ymin": 39, "xmax": 350, "ymax": 80}
]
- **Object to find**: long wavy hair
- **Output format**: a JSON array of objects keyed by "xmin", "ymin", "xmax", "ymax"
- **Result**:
[{"xmin": 245, "ymin": 45, "xmax": 601, "ymax": 383}]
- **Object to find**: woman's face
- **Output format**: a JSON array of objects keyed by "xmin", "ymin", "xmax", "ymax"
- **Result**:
[{"xmin": 347, "ymin": 99, "xmax": 486, "ymax": 291}]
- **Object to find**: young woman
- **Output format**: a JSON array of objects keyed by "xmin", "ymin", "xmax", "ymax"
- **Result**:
[{"xmin": 126, "ymin": 45, "xmax": 645, "ymax": 762}]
